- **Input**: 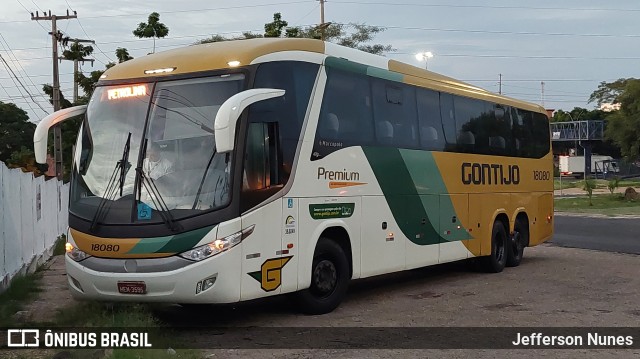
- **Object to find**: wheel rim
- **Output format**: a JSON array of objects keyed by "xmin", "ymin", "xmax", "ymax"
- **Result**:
[
  {"xmin": 312, "ymin": 259, "xmax": 337, "ymax": 297},
  {"xmin": 494, "ymin": 232, "xmax": 505, "ymax": 262}
]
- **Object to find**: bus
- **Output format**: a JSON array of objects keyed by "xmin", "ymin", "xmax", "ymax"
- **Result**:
[{"xmin": 33, "ymin": 38, "xmax": 553, "ymax": 314}]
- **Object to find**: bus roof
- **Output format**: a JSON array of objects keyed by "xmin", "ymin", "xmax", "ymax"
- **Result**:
[{"xmin": 100, "ymin": 38, "xmax": 545, "ymax": 114}]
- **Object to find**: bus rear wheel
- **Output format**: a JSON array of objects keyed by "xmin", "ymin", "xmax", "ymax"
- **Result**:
[
  {"xmin": 507, "ymin": 218, "xmax": 527, "ymax": 267},
  {"xmin": 480, "ymin": 221, "xmax": 507, "ymax": 273},
  {"xmin": 294, "ymin": 238, "xmax": 349, "ymax": 315}
]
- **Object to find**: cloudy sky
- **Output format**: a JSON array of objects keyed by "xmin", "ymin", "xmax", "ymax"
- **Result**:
[{"xmin": 1, "ymin": 0, "xmax": 639, "ymax": 122}]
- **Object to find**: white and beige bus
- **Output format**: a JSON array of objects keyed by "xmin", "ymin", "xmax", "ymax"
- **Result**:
[{"xmin": 34, "ymin": 38, "xmax": 553, "ymax": 314}]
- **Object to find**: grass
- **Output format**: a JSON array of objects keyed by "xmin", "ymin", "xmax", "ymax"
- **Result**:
[
  {"xmin": 0, "ymin": 269, "xmax": 43, "ymax": 326},
  {"xmin": 555, "ymin": 193, "xmax": 640, "ymax": 215},
  {"xmin": 554, "ymin": 178, "xmax": 640, "ymax": 191},
  {"xmin": 53, "ymin": 234, "xmax": 67, "ymax": 256},
  {"xmin": 50, "ymin": 302, "xmax": 201, "ymax": 358}
]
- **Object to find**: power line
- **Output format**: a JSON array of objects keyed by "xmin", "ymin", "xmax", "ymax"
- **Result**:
[
  {"xmin": 383, "ymin": 25, "xmax": 640, "ymax": 39},
  {"xmin": 0, "ymin": 33, "xmax": 50, "ymax": 102},
  {"xmin": 14, "ymin": 0, "xmax": 50, "ymax": 32},
  {"xmin": 0, "ymin": 53, "xmax": 47, "ymax": 114},
  {"xmin": 331, "ymin": 1, "xmax": 640, "ymax": 13},
  {"xmin": 0, "ymin": 1, "xmax": 311, "ymax": 24},
  {"xmin": 63, "ymin": 0, "xmax": 111, "ymax": 64}
]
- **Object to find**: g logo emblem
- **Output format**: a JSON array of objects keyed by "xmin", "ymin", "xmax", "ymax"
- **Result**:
[{"xmin": 248, "ymin": 256, "xmax": 293, "ymax": 292}]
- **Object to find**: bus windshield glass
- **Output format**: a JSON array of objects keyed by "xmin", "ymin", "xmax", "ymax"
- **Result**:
[{"xmin": 70, "ymin": 74, "xmax": 246, "ymax": 225}]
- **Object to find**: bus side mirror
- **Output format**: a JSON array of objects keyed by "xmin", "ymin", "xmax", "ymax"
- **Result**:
[
  {"xmin": 214, "ymin": 88, "xmax": 285, "ymax": 153},
  {"xmin": 33, "ymin": 105, "xmax": 87, "ymax": 164}
]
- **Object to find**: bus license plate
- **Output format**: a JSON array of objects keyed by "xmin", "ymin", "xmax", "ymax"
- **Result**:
[{"xmin": 117, "ymin": 281, "xmax": 147, "ymax": 295}]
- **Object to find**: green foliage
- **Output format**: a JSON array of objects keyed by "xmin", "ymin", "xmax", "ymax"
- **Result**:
[
  {"xmin": 589, "ymin": 78, "xmax": 633, "ymax": 107},
  {"xmin": 608, "ymin": 176, "xmax": 620, "ymax": 195},
  {"xmin": 264, "ymin": 12, "xmax": 288, "ymax": 37},
  {"xmin": 583, "ymin": 177, "xmax": 596, "ymax": 206},
  {"xmin": 0, "ymin": 271, "xmax": 42, "ymax": 326},
  {"xmin": 604, "ymin": 79, "xmax": 640, "ymax": 160},
  {"xmin": 551, "ymin": 107, "xmax": 607, "ymax": 123},
  {"xmin": 115, "ymin": 47, "xmax": 134, "ymax": 63},
  {"xmin": 7, "ymin": 146, "xmax": 47, "ymax": 175},
  {"xmin": 196, "ymin": 13, "xmax": 394, "ymax": 55},
  {"xmin": 54, "ymin": 234, "xmax": 67, "ymax": 256},
  {"xmin": 0, "ymin": 101, "xmax": 36, "ymax": 164},
  {"xmin": 62, "ymin": 42, "xmax": 94, "ymax": 61},
  {"xmin": 133, "ymin": 12, "xmax": 170, "ymax": 53}
]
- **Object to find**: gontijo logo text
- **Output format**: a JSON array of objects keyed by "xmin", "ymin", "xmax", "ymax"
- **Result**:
[{"xmin": 461, "ymin": 162, "xmax": 520, "ymax": 185}]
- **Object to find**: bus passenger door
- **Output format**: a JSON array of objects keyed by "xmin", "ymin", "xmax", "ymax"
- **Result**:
[
  {"xmin": 439, "ymin": 194, "xmax": 471, "ymax": 263},
  {"xmin": 239, "ymin": 122, "xmax": 289, "ymax": 301}
]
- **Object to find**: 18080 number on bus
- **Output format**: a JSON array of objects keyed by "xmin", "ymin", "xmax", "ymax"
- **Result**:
[
  {"xmin": 533, "ymin": 170, "xmax": 551, "ymax": 181},
  {"xmin": 91, "ymin": 244, "xmax": 120, "ymax": 252}
]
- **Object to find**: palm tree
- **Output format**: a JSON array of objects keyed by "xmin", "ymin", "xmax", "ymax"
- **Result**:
[{"xmin": 133, "ymin": 12, "xmax": 169, "ymax": 53}]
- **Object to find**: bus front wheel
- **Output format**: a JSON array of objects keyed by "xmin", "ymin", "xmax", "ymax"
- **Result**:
[
  {"xmin": 294, "ymin": 238, "xmax": 350, "ymax": 315},
  {"xmin": 480, "ymin": 221, "xmax": 507, "ymax": 273}
]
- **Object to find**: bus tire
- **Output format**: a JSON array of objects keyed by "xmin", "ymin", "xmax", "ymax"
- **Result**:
[
  {"xmin": 480, "ymin": 221, "xmax": 507, "ymax": 273},
  {"xmin": 506, "ymin": 218, "xmax": 527, "ymax": 267},
  {"xmin": 294, "ymin": 238, "xmax": 350, "ymax": 315}
]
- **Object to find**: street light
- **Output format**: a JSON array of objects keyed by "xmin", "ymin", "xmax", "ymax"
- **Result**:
[{"xmin": 415, "ymin": 51, "xmax": 434, "ymax": 70}]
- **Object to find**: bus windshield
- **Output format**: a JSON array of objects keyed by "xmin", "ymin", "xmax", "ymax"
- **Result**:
[{"xmin": 70, "ymin": 74, "xmax": 246, "ymax": 225}]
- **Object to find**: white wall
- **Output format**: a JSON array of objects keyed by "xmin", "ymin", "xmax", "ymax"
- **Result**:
[{"xmin": 0, "ymin": 161, "xmax": 69, "ymax": 292}]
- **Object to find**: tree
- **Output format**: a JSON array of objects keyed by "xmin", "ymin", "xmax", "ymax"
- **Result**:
[
  {"xmin": 264, "ymin": 13, "xmax": 288, "ymax": 37},
  {"xmin": 603, "ymin": 79, "xmax": 640, "ymax": 159},
  {"xmin": 588, "ymin": 78, "xmax": 635, "ymax": 107},
  {"xmin": 7, "ymin": 146, "xmax": 46, "ymax": 175},
  {"xmin": 133, "ymin": 12, "xmax": 169, "ymax": 53},
  {"xmin": 0, "ymin": 101, "xmax": 36, "ymax": 165},
  {"xmin": 115, "ymin": 47, "xmax": 133, "ymax": 63},
  {"xmin": 62, "ymin": 42, "xmax": 94, "ymax": 62},
  {"xmin": 196, "ymin": 13, "xmax": 394, "ymax": 55}
]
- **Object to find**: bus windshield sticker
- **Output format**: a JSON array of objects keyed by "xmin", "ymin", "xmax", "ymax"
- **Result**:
[
  {"xmin": 137, "ymin": 203, "xmax": 152, "ymax": 220},
  {"xmin": 309, "ymin": 203, "xmax": 355, "ymax": 220}
]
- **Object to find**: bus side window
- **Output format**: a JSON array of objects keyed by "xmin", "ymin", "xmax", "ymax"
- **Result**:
[
  {"xmin": 313, "ymin": 68, "xmax": 374, "ymax": 159},
  {"xmin": 371, "ymin": 79, "xmax": 418, "ymax": 149},
  {"xmin": 417, "ymin": 88, "xmax": 445, "ymax": 151},
  {"xmin": 439, "ymin": 93, "xmax": 457, "ymax": 151}
]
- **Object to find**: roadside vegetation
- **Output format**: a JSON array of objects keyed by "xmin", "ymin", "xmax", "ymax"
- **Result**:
[
  {"xmin": 554, "ymin": 178, "xmax": 640, "ymax": 191},
  {"xmin": 555, "ymin": 193, "xmax": 640, "ymax": 215},
  {"xmin": 0, "ymin": 269, "xmax": 43, "ymax": 326}
]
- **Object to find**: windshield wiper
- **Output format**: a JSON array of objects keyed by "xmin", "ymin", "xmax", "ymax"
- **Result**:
[
  {"xmin": 191, "ymin": 146, "xmax": 220, "ymax": 209},
  {"xmin": 135, "ymin": 139, "xmax": 180, "ymax": 232},
  {"xmin": 90, "ymin": 132, "xmax": 131, "ymax": 231}
]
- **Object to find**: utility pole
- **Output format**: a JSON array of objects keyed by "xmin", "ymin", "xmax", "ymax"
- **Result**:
[
  {"xmin": 319, "ymin": 0, "xmax": 326, "ymax": 41},
  {"xmin": 60, "ymin": 38, "xmax": 95, "ymax": 102},
  {"xmin": 499, "ymin": 73, "xmax": 502, "ymax": 95},
  {"xmin": 31, "ymin": 10, "xmax": 77, "ymax": 180},
  {"xmin": 541, "ymin": 81, "xmax": 546, "ymax": 108}
]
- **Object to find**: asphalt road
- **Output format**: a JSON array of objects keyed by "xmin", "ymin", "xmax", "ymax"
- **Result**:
[{"xmin": 551, "ymin": 215, "xmax": 640, "ymax": 254}]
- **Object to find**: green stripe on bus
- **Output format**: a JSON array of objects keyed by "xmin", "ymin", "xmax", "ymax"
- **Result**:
[
  {"xmin": 324, "ymin": 56, "xmax": 368, "ymax": 74},
  {"xmin": 126, "ymin": 236, "xmax": 173, "ymax": 254},
  {"xmin": 399, "ymin": 149, "xmax": 470, "ymax": 242},
  {"xmin": 156, "ymin": 226, "xmax": 215, "ymax": 253},
  {"xmin": 367, "ymin": 67, "xmax": 403, "ymax": 82},
  {"xmin": 362, "ymin": 147, "xmax": 440, "ymax": 245},
  {"xmin": 127, "ymin": 226, "xmax": 214, "ymax": 254}
]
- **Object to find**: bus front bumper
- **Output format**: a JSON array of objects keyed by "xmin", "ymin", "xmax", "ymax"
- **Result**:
[{"xmin": 64, "ymin": 250, "xmax": 242, "ymax": 303}]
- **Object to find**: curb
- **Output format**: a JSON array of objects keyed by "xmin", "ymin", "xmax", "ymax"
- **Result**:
[{"xmin": 554, "ymin": 211, "xmax": 640, "ymax": 219}]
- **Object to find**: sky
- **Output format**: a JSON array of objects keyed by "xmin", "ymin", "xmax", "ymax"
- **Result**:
[{"xmin": 1, "ymin": 0, "xmax": 639, "ymax": 123}]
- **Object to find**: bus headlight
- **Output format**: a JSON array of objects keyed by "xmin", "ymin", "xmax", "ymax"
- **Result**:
[
  {"xmin": 179, "ymin": 225, "xmax": 255, "ymax": 261},
  {"xmin": 66, "ymin": 235, "xmax": 90, "ymax": 262}
]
